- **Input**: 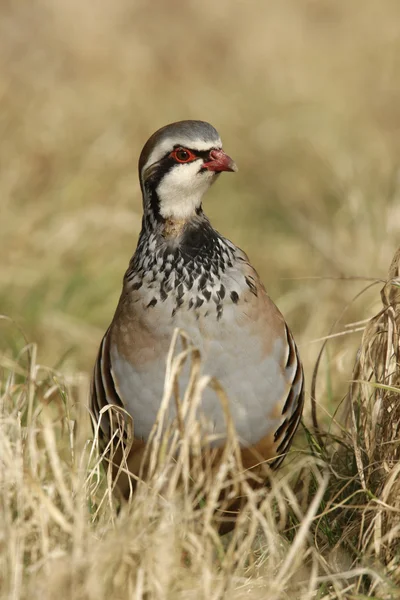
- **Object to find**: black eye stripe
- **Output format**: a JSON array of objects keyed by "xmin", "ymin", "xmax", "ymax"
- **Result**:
[
  {"xmin": 169, "ymin": 146, "xmax": 211, "ymax": 160},
  {"xmin": 145, "ymin": 147, "xmax": 212, "ymax": 187},
  {"xmin": 196, "ymin": 149, "xmax": 212, "ymax": 160}
]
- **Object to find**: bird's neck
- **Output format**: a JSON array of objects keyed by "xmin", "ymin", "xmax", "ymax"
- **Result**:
[
  {"xmin": 127, "ymin": 208, "xmax": 234, "ymax": 286},
  {"xmin": 139, "ymin": 209, "xmax": 217, "ymax": 253},
  {"xmin": 142, "ymin": 184, "xmax": 205, "ymax": 227},
  {"xmin": 141, "ymin": 190, "xmax": 210, "ymax": 243}
]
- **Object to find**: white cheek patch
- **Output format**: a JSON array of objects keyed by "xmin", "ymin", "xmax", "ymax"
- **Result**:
[
  {"xmin": 156, "ymin": 161, "xmax": 215, "ymax": 220},
  {"xmin": 142, "ymin": 135, "xmax": 222, "ymax": 176}
]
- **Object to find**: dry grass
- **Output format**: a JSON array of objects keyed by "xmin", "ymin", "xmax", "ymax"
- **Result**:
[
  {"xmin": 1, "ymin": 0, "xmax": 400, "ymax": 598},
  {"xmin": 2, "ymin": 260, "xmax": 400, "ymax": 598}
]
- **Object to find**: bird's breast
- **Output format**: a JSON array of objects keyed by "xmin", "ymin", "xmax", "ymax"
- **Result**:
[{"xmin": 110, "ymin": 262, "xmax": 290, "ymax": 446}]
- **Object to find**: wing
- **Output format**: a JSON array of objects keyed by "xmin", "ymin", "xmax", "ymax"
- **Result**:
[
  {"xmin": 90, "ymin": 326, "xmax": 128, "ymax": 447},
  {"xmin": 234, "ymin": 252, "xmax": 305, "ymax": 470},
  {"xmin": 270, "ymin": 322, "xmax": 305, "ymax": 468}
]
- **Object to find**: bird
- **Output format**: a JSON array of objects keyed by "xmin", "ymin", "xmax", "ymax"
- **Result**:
[{"xmin": 90, "ymin": 120, "xmax": 304, "ymax": 528}]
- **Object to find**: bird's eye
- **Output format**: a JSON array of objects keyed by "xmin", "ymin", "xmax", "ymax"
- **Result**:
[{"xmin": 170, "ymin": 147, "xmax": 195, "ymax": 163}]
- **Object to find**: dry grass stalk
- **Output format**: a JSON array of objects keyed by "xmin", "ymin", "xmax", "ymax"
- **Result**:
[{"xmin": 348, "ymin": 246, "xmax": 400, "ymax": 582}]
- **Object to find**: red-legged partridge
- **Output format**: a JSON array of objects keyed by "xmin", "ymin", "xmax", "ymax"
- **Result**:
[{"xmin": 91, "ymin": 120, "xmax": 304, "ymax": 525}]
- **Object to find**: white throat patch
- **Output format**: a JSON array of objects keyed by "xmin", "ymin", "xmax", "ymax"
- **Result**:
[{"xmin": 156, "ymin": 161, "xmax": 215, "ymax": 220}]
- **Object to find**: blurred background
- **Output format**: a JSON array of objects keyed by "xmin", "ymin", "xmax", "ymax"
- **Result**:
[{"xmin": 2, "ymin": 0, "xmax": 400, "ymax": 416}]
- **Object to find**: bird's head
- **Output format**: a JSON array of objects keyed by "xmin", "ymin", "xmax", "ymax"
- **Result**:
[{"xmin": 138, "ymin": 120, "xmax": 237, "ymax": 223}]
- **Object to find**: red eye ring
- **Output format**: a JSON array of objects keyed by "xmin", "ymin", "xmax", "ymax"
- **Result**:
[{"xmin": 170, "ymin": 147, "xmax": 196, "ymax": 163}]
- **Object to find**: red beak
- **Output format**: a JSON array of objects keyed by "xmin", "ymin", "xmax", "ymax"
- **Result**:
[{"xmin": 203, "ymin": 149, "xmax": 238, "ymax": 173}]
